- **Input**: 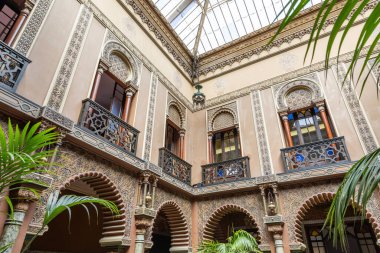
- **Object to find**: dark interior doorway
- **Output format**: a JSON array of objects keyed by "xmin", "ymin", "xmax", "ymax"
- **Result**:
[{"xmin": 150, "ymin": 211, "xmax": 171, "ymax": 253}]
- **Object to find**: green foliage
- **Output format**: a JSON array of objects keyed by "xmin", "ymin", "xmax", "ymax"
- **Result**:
[
  {"xmin": 0, "ymin": 120, "xmax": 58, "ymax": 213},
  {"xmin": 22, "ymin": 190, "xmax": 120, "ymax": 253},
  {"xmin": 324, "ymin": 148, "xmax": 380, "ymax": 250},
  {"xmin": 198, "ymin": 230, "xmax": 262, "ymax": 253},
  {"xmin": 270, "ymin": 0, "xmax": 380, "ymax": 93}
]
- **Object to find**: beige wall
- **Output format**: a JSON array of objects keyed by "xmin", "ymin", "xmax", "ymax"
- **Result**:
[
  {"xmin": 260, "ymin": 88, "xmax": 285, "ymax": 174},
  {"xmin": 237, "ymin": 95, "xmax": 261, "ymax": 177},
  {"xmin": 150, "ymin": 82, "xmax": 167, "ymax": 164},
  {"xmin": 62, "ymin": 17, "xmax": 106, "ymax": 121},
  {"xmin": 17, "ymin": 0, "xmax": 80, "ymax": 105},
  {"xmin": 135, "ymin": 66, "xmax": 153, "ymax": 158}
]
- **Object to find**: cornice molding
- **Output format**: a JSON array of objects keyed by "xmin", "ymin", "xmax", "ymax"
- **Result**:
[{"xmin": 118, "ymin": 0, "xmax": 193, "ymax": 76}]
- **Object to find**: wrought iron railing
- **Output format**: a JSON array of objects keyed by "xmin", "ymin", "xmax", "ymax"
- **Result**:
[
  {"xmin": 78, "ymin": 99, "xmax": 139, "ymax": 155},
  {"xmin": 281, "ymin": 136, "xmax": 350, "ymax": 172},
  {"xmin": 201, "ymin": 156, "xmax": 250, "ymax": 186},
  {"xmin": 159, "ymin": 148, "xmax": 192, "ymax": 185},
  {"xmin": 0, "ymin": 41, "xmax": 31, "ymax": 91}
]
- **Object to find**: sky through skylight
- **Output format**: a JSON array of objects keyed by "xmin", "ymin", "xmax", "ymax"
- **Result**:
[{"xmin": 153, "ymin": 0, "xmax": 322, "ymax": 55}]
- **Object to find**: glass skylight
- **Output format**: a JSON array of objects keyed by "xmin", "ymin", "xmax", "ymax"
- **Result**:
[{"xmin": 152, "ymin": 0, "xmax": 322, "ymax": 55}]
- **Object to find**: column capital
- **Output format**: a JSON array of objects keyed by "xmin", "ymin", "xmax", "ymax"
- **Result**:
[
  {"xmin": 135, "ymin": 217, "xmax": 153, "ymax": 235},
  {"xmin": 279, "ymin": 110, "xmax": 289, "ymax": 120},
  {"xmin": 24, "ymin": 0, "xmax": 36, "ymax": 12},
  {"xmin": 179, "ymin": 129, "xmax": 186, "ymax": 136},
  {"xmin": 98, "ymin": 58, "xmax": 110, "ymax": 72}
]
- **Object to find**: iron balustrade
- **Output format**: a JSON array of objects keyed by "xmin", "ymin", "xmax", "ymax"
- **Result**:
[
  {"xmin": 201, "ymin": 156, "xmax": 250, "ymax": 186},
  {"xmin": 78, "ymin": 98, "xmax": 139, "ymax": 155},
  {"xmin": 159, "ymin": 148, "xmax": 192, "ymax": 185},
  {"xmin": 0, "ymin": 41, "xmax": 31, "ymax": 91},
  {"xmin": 281, "ymin": 136, "xmax": 350, "ymax": 172}
]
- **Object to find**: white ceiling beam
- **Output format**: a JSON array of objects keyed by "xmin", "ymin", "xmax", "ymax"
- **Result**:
[
  {"xmin": 167, "ymin": 0, "xmax": 194, "ymax": 23},
  {"xmin": 192, "ymin": 0, "xmax": 209, "ymax": 56}
]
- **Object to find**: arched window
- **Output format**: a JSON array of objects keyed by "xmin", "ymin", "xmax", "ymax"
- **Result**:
[{"xmin": 0, "ymin": 1, "xmax": 20, "ymax": 42}]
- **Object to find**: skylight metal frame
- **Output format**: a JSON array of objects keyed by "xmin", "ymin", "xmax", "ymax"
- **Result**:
[{"xmin": 152, "ymin": 0, "xmax": 322, "ymax": 56}]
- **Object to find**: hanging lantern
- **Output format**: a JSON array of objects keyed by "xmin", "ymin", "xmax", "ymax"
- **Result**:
[
  {"xmin": 267, "ymin": 191, "xmax": 277, "ymax": 215},
  {"xmin": 193, "ymin": 84, "xmax": 205, "ymax": 109}
]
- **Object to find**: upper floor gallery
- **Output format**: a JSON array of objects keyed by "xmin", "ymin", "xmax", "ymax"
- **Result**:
[{"xmin": 0, "ymin": 0, "xmax": 379, "ymax": 190}]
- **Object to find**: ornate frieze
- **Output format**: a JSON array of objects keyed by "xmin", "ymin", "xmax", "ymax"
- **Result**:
[
  {"xmin": 332, "ymin": 63, "xmax": 378, "ymax": 153},
  {"xmin": 39, "ymin": 106, "xmax": 74, "ymax": 132},
  {"xmin": 252, "ymin": 91, "xmax": 273, "ymax": 175},
  {"xmin": 206, "ymin": 101, "xmax": 238, "ymax": 132},
  {"xmin": 368, "ymin": 57, "xmax": 379, "ymax": 86},
  {"xmin": 0, "ymin": 87, "xmax": 40, "ymax": 118},
  {"xmin": 143, "ymin": 74, "xmax": 158, "ymax": 161},
  {"xmin": 46, "ymin": 5, "xmax": 92, "ymax": 111},
  {"xmin": 15, "ymin": 0, "xmax": 55, "ymax": 56}
]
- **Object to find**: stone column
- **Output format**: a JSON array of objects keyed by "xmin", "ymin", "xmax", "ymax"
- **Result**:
[
  {"xmin": 259, "ymin": 186, "xmax": 268, "ymax": 216},
  {"xmin": 279, "ymin": 111, "xmax": 293, "ymax": 147},
  {"xmin": 207, "ymin": 133, "xmax": 214, "ymax": 163},
  {"xmin": 0, "ymin": 189, "xmax": 37, "ymax": 253},
  {"xmin": 90, "ymin": 59, "xmax": 109, "ymax": 100},
  {"xmin": 122, "ymin": 88, "xmax": 135, "ymax": 123},
  {"xmin": 179, "ymin": 129, "xmax": 186, "ymax": 159},
  {"xmin": 5, "ymin": 7, "xmax": 30, "ymax": 46},
  {"xmin": 316, "ymin": 102, "xmax": 334, "ymax": 139},
  {"xmin": 273, "ymin": 233, "xmax": 284, "ymax": 253},
  {"xmin": 134, "ymin": 213, "xmax": 155, "ymax": 253}
]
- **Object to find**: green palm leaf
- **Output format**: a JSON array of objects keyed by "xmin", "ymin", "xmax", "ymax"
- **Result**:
[
  {"xmin": 198, "ymin": 229, "xmax": 261, "ymax": 253},
  {"xmin": 324, "ymin": 148, "xmax": 380, "ymax": 249},
  {"xmin": 22, "ymin": 190, "xmax": 120, "ymax": 253},
  {"xmin": 270, "ymin": 0, "xmax": 380, "ymax": 93}
]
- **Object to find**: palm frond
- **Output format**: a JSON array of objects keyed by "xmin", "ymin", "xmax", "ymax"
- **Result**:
[
  {"xmin": 269, "ymin": 0, "xmax": 380, "ymax": 93},
  {"xmin": 0, "ymin": 120, "xmax": 59, "ymax": 196},
  {"xmin": 0, "ymin": 243, "xmax": 12, "ymax": 253},
  {"xmin": 324, "ymin": 148, "xmax": 380, "ymax": 250},
  {"xmin": 21, "ymin": 191, "xmax": 120, "ymax": 253}
]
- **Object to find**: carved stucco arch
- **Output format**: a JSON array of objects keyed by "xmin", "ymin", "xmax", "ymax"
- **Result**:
[
  {"xmin": 209, "ymin": 108, "xmax": 238, "ymax": 132},
  {"xmin": 60, "ymin": 171, "xmax": 127, "ymax": 242},
  {"xmin": 294, "ymin": 192, "xmax": 380, "ymax": 244},
  {"xmin": 102, "ymin": 41, "xmax": 141, "ymax": 87},
  {"xmin": 276, "ymin": 79, "xmax": 324, "ymax": 111},
  {"xmin": 151, "ymin": 200, "xmax": 190, "ymax": 250},
  {"xmin": 203, "ymin": 204, "xmax": 261, "ymax": 243},
  {"xmin": 167, "ymin": 101, "xmax": 186, "ymax": 129}
]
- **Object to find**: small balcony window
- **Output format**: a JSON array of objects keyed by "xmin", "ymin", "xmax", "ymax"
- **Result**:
[
  {"xmin": 288, "ymin": 107, "xmax": 335, "ymax": 146},
  {"xmin": 93, "ymin": 72, "xmax": 127, "ymax": 118},
  {"xmin": 165, "ymin": 123, "xmax": 180, "ymax": 156},
  {"xmin": 0, "ymin": 1, "xmax": 19, "ymax": 42},
  {"xmin": 213, "ymin": 128, "xmax": 241, "ymax": 163}
]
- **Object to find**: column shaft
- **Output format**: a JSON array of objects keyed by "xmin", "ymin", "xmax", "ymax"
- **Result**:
[
  {"xmin": 90, "ymin": 69, "xmax": 104, "ymax": 100},
  {"xmin": 5, "ymin": 8, "xmax": 29, "ymax": 46},
  {"xmin": 281, "ymin": 115, "xmax": 294, "ymax": 147},
  {"xmin": 319, "ymin": 107, "xmax": 334, "ymax": 139}
]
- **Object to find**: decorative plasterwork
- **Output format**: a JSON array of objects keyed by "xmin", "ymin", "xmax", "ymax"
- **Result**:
[
  {"xmin": 143, "ymin": 74, "xmax": 159, "ymax": 161},
  {"xmin": 207, "ymin": 102, "xmax": 238, "ymax": 132},
  {"xmin": 274, "ymin": 78, "xmax": 323, "ymax": 111},
  {"xmin": 197, "ymin": 1, "xmax": 378, "ymax": 77},
  {"xmin": 0, "ymin": 87, "xmax": 40, "ymax": 118},
  {"xmin": 102, "ymin": 39, "xmax": 142, "ymax": 87},
  {"xmin": 167, "ymin": 93, "xmax": 186, "ymax": 129},
  {"xmin": 251, "ymin": 91, "xmax": 273, "ymax": 176},
  {"xmin": 15, "ymin": 0, "xmax": 55, "ymax": 56},
  {"xmin": 332, "ymin": 63, "xmax": 378, "ymax": 153},
  {"xmin": 117, "ymin": 0, "xmax": 192, "ymax": 76},
  {"xmin": 46, "ymin": 5, "xmax": 92, "ymax": 112}
]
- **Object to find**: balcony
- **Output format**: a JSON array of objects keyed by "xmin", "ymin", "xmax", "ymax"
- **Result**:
[
  {"xmin": 0, "ymin": 41, "xmax": 31, "ymax": 91},
  {"xmin": 201, "ymin": 156, "xmax": 250, "ymax": 186},
  {"xmin": 159, "ymin": 148, "xmax": 192, "ymax": 185},
  {"xmin": 281, "ymin": 136, "xmax": 350, "ymax": 172},
  {"xmin": 78, "ymin": 99, "xmax": 139, "ymax": 155}
]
